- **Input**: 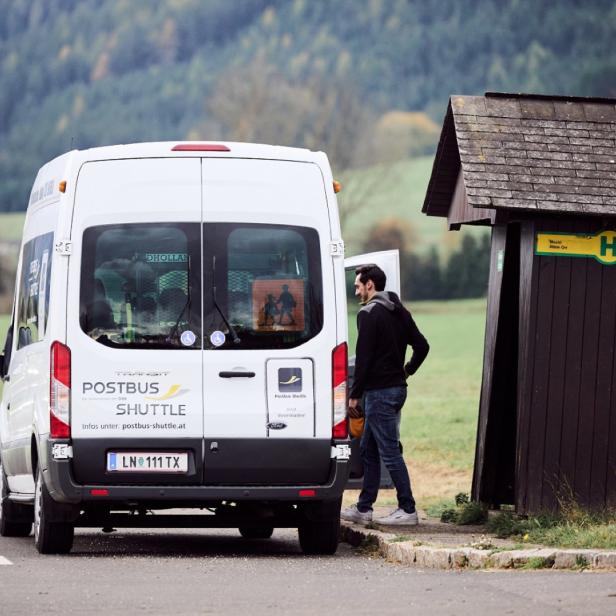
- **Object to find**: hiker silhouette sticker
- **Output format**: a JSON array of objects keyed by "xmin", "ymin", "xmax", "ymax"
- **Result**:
[{"xmin": 252, "ymin": 279, "xmax": 305, "ymax": 332}]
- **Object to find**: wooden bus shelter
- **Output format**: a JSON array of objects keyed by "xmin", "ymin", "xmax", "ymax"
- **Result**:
[{"xmin": 423, "ymin": 93, "xmax": 616, "ymax": 514}]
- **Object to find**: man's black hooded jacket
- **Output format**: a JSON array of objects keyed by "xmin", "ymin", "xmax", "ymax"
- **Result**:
[{"xmin": 349, "ymin": 291, "xmax": 429, "ymax": 399}]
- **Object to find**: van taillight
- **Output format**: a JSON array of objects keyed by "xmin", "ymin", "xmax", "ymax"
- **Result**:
[
  {"xmin": 332, "ymin": 342, "xmax": 348, "ymax": 439},
  {"xmin": 50, "ymin": 341, "xmax": 71, "ymax": 439}
]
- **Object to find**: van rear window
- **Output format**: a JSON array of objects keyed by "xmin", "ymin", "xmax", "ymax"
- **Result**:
[
  {"xmin": 203, "ymin": 223, "xmax": 323, "ymax": 350},
  {"xmin": 80, "ymin": 224, "xmax": 201, "ymax": 349},
  {"xmin": 80, "ymin": 223, "xmax": 322, "ymax": 350}
]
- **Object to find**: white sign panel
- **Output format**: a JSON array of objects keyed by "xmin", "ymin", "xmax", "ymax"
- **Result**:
[{"xmin": 266, "ymin": 358, "xmax": 315, "ymax": 438}]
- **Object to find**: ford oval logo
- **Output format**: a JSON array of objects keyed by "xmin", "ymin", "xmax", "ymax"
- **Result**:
[{"xmin": 267, "ymin": 422, "xmax": 287, "ymax": 430}]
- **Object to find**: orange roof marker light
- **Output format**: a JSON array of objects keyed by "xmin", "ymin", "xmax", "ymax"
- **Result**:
[
  {"xmin": 172, "ymin": 144, "xmax": 231, "ymax": 152},
  {"xmin": 333, "ymin": 180, "xmax": 342, "ymax": 193},
  {"xmin": 59, "ymin": 180, "xmax": 67, "ymax": 193}
]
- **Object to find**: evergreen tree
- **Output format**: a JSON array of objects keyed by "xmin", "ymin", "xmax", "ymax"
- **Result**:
[
  {"xmin": 443, "ymin": 234, "xmax": 491, "ymax": 299},
  {"xmin": 401, "ymin": 246, "xmax": 443, "ymax": 301}
]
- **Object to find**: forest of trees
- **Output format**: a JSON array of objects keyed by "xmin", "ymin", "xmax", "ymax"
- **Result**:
[{"xmin": 1, "ymin": 0, "xmax": 616, "ymax": 210}]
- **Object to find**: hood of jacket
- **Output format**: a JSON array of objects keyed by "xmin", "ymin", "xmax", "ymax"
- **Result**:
[{"xmin": 360, "ymin": 290, "xmax": 402, "ymax": 313}]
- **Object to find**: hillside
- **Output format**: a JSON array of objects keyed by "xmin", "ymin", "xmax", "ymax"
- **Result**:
[
  {"xmin": 1, "ymin": 0, "xmax": 616, "ymax": 210},
  {"xmin": 0, "ymin": 156, "xmax": 481, "ymax": 256},
  {"xmin": 339, "ymin": 156, "xmax": 488, "ymax": 256},
  {"xmin": 0, "ymin": 152, "xmax": 487, "ymax": 311}
]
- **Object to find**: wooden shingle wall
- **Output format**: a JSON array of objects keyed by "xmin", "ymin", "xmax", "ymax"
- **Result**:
[
  {"xmin": 453, "ymin": 95, "xmax": 616, "ymax": 216},
  {"xmin": 423, "ymin": 103, "xmax": 462, "ymax": 218},
  {"xmin": 447, "ymin": 169, "xmax": 495, "ymax": 228}
]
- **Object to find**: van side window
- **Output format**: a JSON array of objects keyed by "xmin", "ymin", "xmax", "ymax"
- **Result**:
[
  {"xmin": 80, "ymin": 224, "xmax": 201, "ymax": 349},
  {"xmin": 1, "ymin": 322, "xmax": 13, "ymax": 377},
  {"xmin": 16, "ymin": 232, "xmax": 54, "ymax": 349},
  {"xmin": 204, "ymin": 223, "xmax": 323, "ymax": 350}
]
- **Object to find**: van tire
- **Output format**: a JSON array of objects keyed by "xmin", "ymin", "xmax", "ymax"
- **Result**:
[
  {"xmin": 34, "ymin": 468, "xmax": 74, "ymax": 554},
  {"xmin": 238, "ymin": 526, "xmax": 274, "ymax": 539},
  {"xmin": 0, "ymin": 461, "xmax": 33, "ymax": 537},
  {"xmin": 298, "ymin": 498, "xmax": 341, "ymax": 555}
]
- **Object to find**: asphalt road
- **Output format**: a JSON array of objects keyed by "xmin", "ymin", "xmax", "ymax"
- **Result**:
[{"xmin": 1, "ymin": 527, "xmax": 616, "ymax": 615}]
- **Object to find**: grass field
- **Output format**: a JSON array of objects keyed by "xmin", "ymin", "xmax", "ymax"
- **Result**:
[
  {"xmin": 347, "ymin": 298, "xmax": 486, "ymax": 509},
  {"xmin": 338, "ymin": 156, "xmax": 488, "ymax": 256},
  {"xmin": 0, "ymin": 212, "xmax": 25, "ymax": 241},
  {"xmin": 0, "ymin": 298, "xmax": 486, "ymax": 509},
  {"xmin": 0, "ymin": 153, "xmax": 486, "ymax": 511},
  {"xmin": 403, "ymin": 298, "xmax": 485, "ymax": 471},
  {"xmin": 0, "ymin": 315, "xmax": 9, "ymax": 339}
]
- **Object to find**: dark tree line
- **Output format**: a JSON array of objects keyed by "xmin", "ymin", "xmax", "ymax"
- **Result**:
[{"xmin": 402, "ymin": 234, "xmax": 491, "ymax": 301}]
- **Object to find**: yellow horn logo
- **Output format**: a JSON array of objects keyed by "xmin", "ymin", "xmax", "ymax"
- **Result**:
[{"xmin": 145, "ymin": 384, "xmax": 182, "ymax": 401}]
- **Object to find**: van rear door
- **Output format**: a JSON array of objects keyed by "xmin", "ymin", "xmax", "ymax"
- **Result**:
[
  {"xmin": 200, "ymin": 158, "xmax": 335, "ymax": 485},
  {"xmin": 67, "ymin": 158, "xmax": 204, "ymax": 485},
  {"xmin": 343, "ymin": 249, "xmax": 401, "ymax": 489}
]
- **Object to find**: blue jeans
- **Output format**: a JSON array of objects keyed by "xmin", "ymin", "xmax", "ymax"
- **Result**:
[{"xmin": 357, "ymin": 386, "xmax": 416, "ymax": 514}]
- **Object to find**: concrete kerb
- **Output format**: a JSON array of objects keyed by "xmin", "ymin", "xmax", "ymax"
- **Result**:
[{"xmin": 340, "ymin": 522, "xmax": 616, "ymax": 571}]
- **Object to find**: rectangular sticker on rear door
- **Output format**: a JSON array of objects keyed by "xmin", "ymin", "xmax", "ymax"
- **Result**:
[
  {"xmin": 266, "ymin": 358, "xmax": 314, "ymax": 438},
  {"xmin": 74, "ymin": 368, "xmax": 201, "ymax": 439}
]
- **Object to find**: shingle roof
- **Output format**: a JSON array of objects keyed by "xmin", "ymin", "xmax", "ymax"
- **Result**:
[{"xmin": 423, "ymin": 93, "xmax": 616, "ymax": 218}]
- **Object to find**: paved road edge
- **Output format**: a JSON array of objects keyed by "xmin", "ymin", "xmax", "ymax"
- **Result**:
[{"xmin": 340, "ymin": 522, "xmax": 616, "ymax": 570}]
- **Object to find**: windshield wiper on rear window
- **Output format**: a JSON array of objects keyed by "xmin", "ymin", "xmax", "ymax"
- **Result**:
[
  {"xmin": 169, "ymin": 294, "xmax": 191, "ymax": 341},
  {"xmin": 212, "ymin": 256, "xmax": 240, "ymax": 345}
]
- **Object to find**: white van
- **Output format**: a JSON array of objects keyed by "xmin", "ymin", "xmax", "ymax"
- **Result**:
[{"xmin": 0, "ymin": 142, "xmax": 400, "ymax": 554}]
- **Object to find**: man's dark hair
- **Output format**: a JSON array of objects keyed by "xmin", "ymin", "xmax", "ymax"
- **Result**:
[{"xmin": 355, "ymin": 264, "xmax": 386, "ymax": 291}]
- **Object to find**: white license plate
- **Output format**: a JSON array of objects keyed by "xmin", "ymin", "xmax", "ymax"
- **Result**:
[{"xmin": 107, "ymin": 452, "xmax": 188, "ymax": 473}]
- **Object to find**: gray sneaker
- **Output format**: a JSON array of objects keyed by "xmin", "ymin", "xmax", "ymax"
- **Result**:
[
  {"xmin": 341, "ymin": 504, "xmax": 373, "ymax": 525},
  {"xmin": 374, "ymin": 508, "xmax": 418, "ymax": 526}
]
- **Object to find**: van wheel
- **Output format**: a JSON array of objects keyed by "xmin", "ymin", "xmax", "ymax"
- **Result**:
[
  {"xmin": 34, "ymin": 468, "xmax": 74, "ymax": 554},
  {"xmin": 0, "ymin": 461, "xmax": 33, "ymax": 537},
  {"xmin": 298, "ymin": 498, "xmax": 341, "ymax": 555},
  {"xmin": 238, "ymin": 526, "xmax": 274, "ymax": 539}
]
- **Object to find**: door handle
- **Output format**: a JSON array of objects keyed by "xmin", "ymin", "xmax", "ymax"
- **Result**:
[{"xmin": 218, "ymin": 371, "xmax": 256, "ymax": 378}]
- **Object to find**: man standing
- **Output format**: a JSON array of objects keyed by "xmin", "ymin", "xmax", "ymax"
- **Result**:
[{"xmin": 342, "ymin": 264, "xmax": 429, "ymax": 526}]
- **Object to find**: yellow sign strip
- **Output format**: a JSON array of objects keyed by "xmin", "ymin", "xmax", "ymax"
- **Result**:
[{"xmin": 536, "ymin": 231, "xmax": 616, "ymax": 265}]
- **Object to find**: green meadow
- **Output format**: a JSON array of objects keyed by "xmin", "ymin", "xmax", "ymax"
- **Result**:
[
  {"xmin": 402, "ymin": 298, "xmax": 485, "ymax": 472},
  {"xmin": 339, "ymin": 156, "xmax": 488, "ymax": 257},
  {"xmin": 0, "ymin": 213, "xmax": 26, "ymax": 241},
  {"xmin": 346, "ymin": 297, "xmax": 486, "ymax": 505},
  {"xmin": 0, "ymin": 163, "xmax": 487, "ymax": 505},
  {"xmin": 0, "ymin": 300, "xmax": 485, "ymax": 505}
]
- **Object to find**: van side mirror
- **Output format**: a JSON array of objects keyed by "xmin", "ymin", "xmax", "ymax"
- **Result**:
[
  {"xmin": 0, "ymin": 353, "xmax": 4, "ymax": 379},
  {"xmin": 17, "ymin": 326, "xmax": 31, "ymax": 349}
]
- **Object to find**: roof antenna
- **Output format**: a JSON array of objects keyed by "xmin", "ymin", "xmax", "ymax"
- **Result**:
[{"xmin": 70, "ymin": 136, "xmax": 74, "ymax": 150}]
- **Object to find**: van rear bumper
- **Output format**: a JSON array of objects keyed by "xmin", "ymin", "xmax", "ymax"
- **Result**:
[{"xmin": 44, "ymin": 439, "xmax": 350, "ymax": 505}]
